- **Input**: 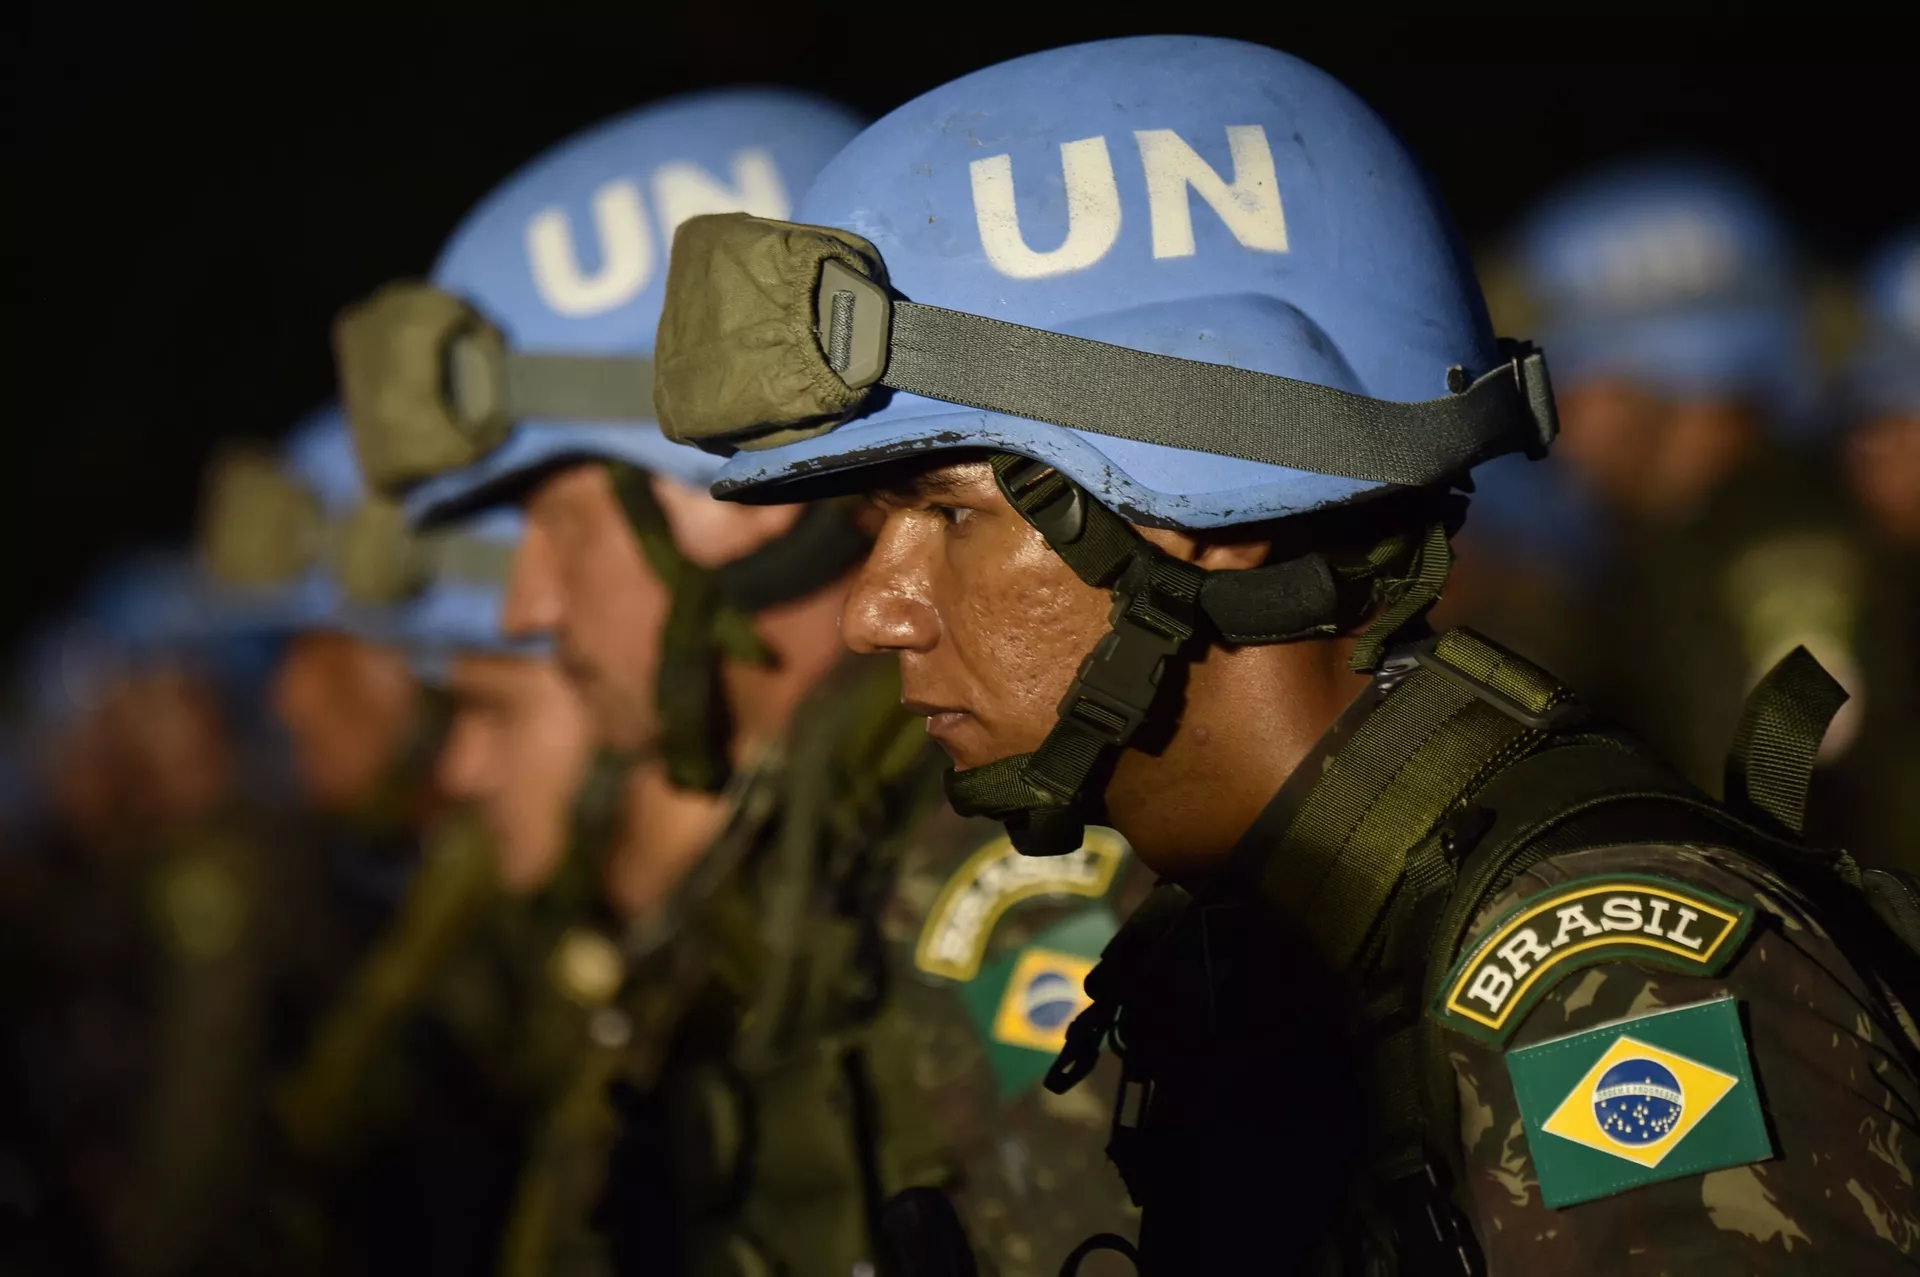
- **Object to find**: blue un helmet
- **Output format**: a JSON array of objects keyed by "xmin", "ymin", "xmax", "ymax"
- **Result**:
[
  {"xmin": 650, "ymin": 37, "xmax": 1558, "ymax": 853},
  {"xmin": 335, "ymin": 88, "xmax": 865, "ymax": 522},
  {"xmin": 333, "ymin": 89, "xmax": 871, "ymax": 792},
  {"xmin": 1847, "ymin": 228, "xmax": 1920, "ymax": 416},
  {"xmin": 1514, "ymin": 158, "xmax": 1813, "ymax": 421}
]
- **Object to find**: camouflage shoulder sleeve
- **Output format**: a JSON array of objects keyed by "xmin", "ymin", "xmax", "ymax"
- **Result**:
[
  {"xmin": 874, "ymin": 810, "xmax": 1143, "ymax": 1277},
  {"xmin": 1436, "ymin": 841, "xmax": 1920, "ymax": 1274}
]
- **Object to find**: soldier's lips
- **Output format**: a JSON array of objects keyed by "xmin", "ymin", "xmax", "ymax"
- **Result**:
[{"xmin": 903, "ymin": 699, "xmax": 975, "ymax": 756}]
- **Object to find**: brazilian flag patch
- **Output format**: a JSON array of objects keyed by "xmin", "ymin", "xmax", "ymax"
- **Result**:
[
  {"xmin": 959, "ymin": 908, "xmax": 1115, "ymax": 1100},
  {"xmin": 1506, "ymin": 996, "xmax": 1773, "ymax": 1207}
]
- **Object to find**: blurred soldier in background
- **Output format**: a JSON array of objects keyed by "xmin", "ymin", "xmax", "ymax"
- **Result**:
[
  {"xmin": 1498, "ymin": 163, "xmax": 1881, "ymax": 830},
  {"xmin": 334, "ymin": 87, "xmax": 1142, "ymax": 1277},
  {"xmin": 1823, "ymin": 230, "xmax": 1920, "ymax": 868},
  {"xmin": 2, "ymin": 556, "xmax": 293, "ymax": 1277}
]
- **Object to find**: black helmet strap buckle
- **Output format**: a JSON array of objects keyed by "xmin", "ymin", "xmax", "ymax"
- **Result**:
[{"xmin": 947, "ymin": 455, "xmax": 1465, "ymax": 856}]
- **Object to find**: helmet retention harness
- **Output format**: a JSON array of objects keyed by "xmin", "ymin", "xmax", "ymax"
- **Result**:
[
  {"xmin": 334, "ymin": 280, "xmax": 874, "ymax": 795},
  {"xmin": 944, "ymin": 453, "xmax": 1460, "ymax": 856}
]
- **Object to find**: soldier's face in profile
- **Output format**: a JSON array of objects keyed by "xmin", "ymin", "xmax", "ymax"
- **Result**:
[
  {"xmin": 273, "ymin": 631, "xmax": 419, "ymax": 811},
  {"xmin": 438, "ymin": 652, "xmax": 594, "ymax": 893},
  {"xmin": 105, "ymin": 665, "xmax": 233, "ymax": 828},
  {"xmin": 506, "ymin": 463, "xmax": 804, "ymax": 759},
  {"xmin": 842, "ymin": 457, "xmax": 1113, "ymax": 772},
  {"xmin": 508, "ymin": 465, "xmax": 670, "ymax": 754},
  {"xmin": 1555, "ymin": 378, "xmax": 1756, "ymax": 521}
]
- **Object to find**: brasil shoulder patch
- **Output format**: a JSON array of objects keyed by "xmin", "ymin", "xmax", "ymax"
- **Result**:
[
  {"xmin": 1431, "ymin": 873, "xmax": 1753, "ymax": 1043},
  {"xmin": 914, "ymin": 826, "xmax": 1128, "ymax": 982},
  {"xmin": 1505, "ymin": 995, "xmax": 1773, "ymax": 1207}
]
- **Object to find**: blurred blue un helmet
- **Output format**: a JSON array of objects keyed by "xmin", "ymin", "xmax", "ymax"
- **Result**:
[
  {"xmin": 18, "ymin": 551, "xmax": 277, "ymax": 742},
  {"xmin": 333, "ymin": 88, "xmax": 875, "ymax": 795},
  {"xmin": 1515, "ymin": 159, "xmax": 1812, "ymax": 417},
  {"xmin": 201, "ymin": 403, "xmax": 529, "ymax": 654},
  {"xmin": 650, "ymin": 37, "xmax": 1559, "ymax": 855},
  {"xmin": 335, "ymin": 89, "xmax": 866, "ymax": 525},
  {"xmin": 677, "ymin": 36, "xmax": 1554, "ymax": 528},
  {"xmin": 1847, "ymin": 228, "xmax": 1920, "ymax": 416}
]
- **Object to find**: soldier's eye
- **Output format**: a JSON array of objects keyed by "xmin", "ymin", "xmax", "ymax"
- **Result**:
[{"xmin": 932, "ymin": 504, "xmax": 976, "ymax": 528}]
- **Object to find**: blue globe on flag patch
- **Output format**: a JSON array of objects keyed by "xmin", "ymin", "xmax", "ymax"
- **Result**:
[
  {"xmin": 987, "ymin": 945, "xmax": 1097, "ymax": 1055},
  {"xmin": 1593, "ymin": 1057, "xmax": 1685, "ymax": 1146},
  {"xmin": 1022, "ymin": 970, "xmax": 1081, "ymax": 1031}
]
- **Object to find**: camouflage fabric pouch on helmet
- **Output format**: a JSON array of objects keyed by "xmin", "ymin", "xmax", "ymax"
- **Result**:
[
  {"xmin": 335, "ymin": 497, "xmax": 419, "ymax": 604},
  {"xmin": 333, "ymin": 281, "xmax": 512, "ymax": 493},
  {"xmin": 654, "ymin": 212, "xmax": 889, "ymax": 455},
  {"xmin": 199, "ymin": 448, "xmax": 323, "ymax": 585}
]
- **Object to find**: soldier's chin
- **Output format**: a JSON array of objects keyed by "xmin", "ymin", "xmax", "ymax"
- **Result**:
[{"xmin": 588, "ymin": 696, "xmax": 660, "ymax": 761}]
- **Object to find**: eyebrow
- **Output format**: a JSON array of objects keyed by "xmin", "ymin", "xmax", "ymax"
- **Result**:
[{"xmin": 869, "ymin": 456, "xmax": 989, "ymax": 502}]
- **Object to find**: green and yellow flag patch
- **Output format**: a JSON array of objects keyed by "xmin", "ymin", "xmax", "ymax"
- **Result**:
[
  {"xmin": 1506, "ymin": 996, "xmax": 1773, "ymax": 1207},
  {"xmin": 959, "ymin": 908, "xmax": 1115, "ymax": 1100}
]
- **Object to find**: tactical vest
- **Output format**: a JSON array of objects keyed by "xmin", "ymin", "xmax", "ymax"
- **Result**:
[
  {"xmin": 1048, "ymin": 627, "xmax": 1920, "ymax": 1276},
  {"xmin": 595, "ymin": 656, "xmax": 954, "ymax": 1277}
]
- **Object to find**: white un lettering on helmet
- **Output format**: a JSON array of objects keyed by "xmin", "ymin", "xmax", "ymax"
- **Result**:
[
  {"xmin": 970, "ymin": 126, "xmax": 1289, "ymax": 280},
  {"xmin": 527, "ymin": 148, "xmax": 791, "ymax": 318}
]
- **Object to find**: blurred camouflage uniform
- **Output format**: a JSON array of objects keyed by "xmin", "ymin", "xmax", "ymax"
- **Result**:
[
  {"xmin": 278, "ymin": 765, "xmax": 625, "ymax": 1277},
  {"xmin": 573, "ymin": 657, "xmax": 1139, "ymax": 1277}
]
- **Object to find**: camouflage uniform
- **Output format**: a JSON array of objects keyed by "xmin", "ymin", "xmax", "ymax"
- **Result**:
[
  {"xmin": 883, "ymin": 807, "xmax": 1146, "ymax": 1276},
  {"xmin": 279, "ymin": 794, "xmax": 624, "ymax": 1277},
  {"xmin": 586, "ymin": 657, "xmax": 1140, "ymax": 1277},
  {"xmin": 1448, "ymin": 841, "xmax": 1920, "ymax": 1272},
  {"xmin": 1045, "ymin": 629, "xmax": 1920, "ymax": 1274}
]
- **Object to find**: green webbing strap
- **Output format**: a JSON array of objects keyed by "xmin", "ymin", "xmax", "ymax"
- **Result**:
[
  {"xmin": 1265, "ymin": 630, "xmax": 1572, "ymax": 969},
  {"xmin": 605, "ymin": 464, "xmax": 770, "ymax": 793},
  {"xmin": 1347, "ymin": 521, "xmax": 1453, "ymax": 673},
  {"xmin": 1724, "ymin": 645, "xmax": 1849, "ymax": 835},
  {"xmin": 489, "ymin": 348, "xmax": 655, "ymax": 424},
  {"xmin": 865, "ymin": 299, "xmax": 1557, "ymax": 487}
]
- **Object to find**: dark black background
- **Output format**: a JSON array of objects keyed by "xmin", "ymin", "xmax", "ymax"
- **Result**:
[{"xmin": 8, "ymin": 8, "xmax": 1913, "ymax": 653}]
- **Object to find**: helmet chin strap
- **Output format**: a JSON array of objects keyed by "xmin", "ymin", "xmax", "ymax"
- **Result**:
[
  {"xmin": 603, "ymin": 464, "xmax": 870, "ymax": 793},
  {"xmin": 944, "ymin": 454, "xmax": 1456, "ymax": 857}
]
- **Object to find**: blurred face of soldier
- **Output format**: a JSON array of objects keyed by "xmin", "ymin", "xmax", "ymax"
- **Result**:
[
  {"xmin": 842, "ymin": 456, "xmax": 1364, "ymax": 875},
  {"xmin": 502, "ymin": 464, "xmax": 803, "ymax": 755},
  {"xmin": 438, "ymin": 653, "xmax": 594, "ymax": 894},
  {"xmin": 105, "ymin": 665, "xmax": 234, "ymax": 828},
  {"xmin": 48, "ymin": 664, "xmax": 234, "ymax": 845},
  {"xmin": 1846, "ymin": 412, "xmax": 1920, "ymax": 546},
  {"xmin": 1554, "ymin": 379, "xmax": 1757, "ymax": 522},
  {"xmin": 273, "ymin": 631, "xmax": 419, "ymax": 812}
]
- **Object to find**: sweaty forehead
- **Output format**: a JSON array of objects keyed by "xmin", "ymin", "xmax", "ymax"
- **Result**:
[{"xmin": 870, "ymin": 454, "xmax": 998, "ymax": 502}]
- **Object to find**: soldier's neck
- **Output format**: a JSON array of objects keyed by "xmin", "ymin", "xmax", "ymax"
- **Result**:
[
  {"xmin": 1103, "ymin": 636, "xmax": 1371, "ymax": 879},
  {"xmin": 602, "ymin": 578, "xmax": 854, "ymax": 922},
  {"xmin": 722, "ymin": 574, "xmax": 855, "ymax": 754},
  {"xmin": 603, "ymin": 760, "xmax": 730, "ymax": 922}
]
